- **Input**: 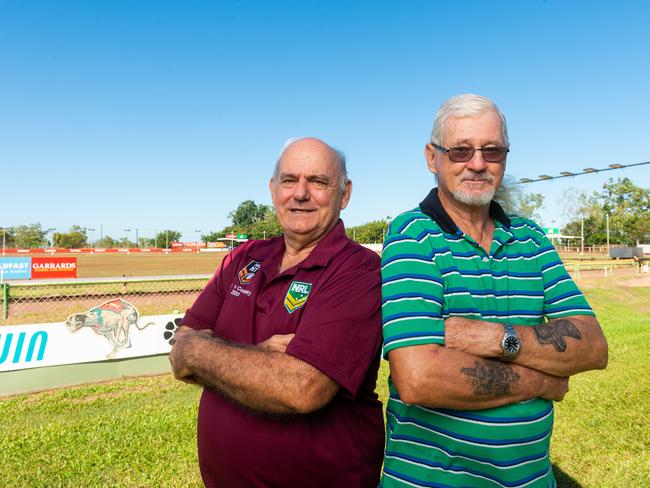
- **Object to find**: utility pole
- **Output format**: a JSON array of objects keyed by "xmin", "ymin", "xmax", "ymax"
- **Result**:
[{"xmin": 580, "ymin": 219, "xmax": 584, "ymax": 254}]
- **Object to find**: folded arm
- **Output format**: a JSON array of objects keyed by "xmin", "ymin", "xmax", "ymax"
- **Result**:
[
  {"xmin": 170, "ymin": 326, "xmax": 339, "ymax": 414},
  {"xmin": 389, "ymin": 343, "xmax": 568, "ymax": 410},
  {"xmin": 445, "ymin": 315, "xmax": 608, "ymax": 377}
]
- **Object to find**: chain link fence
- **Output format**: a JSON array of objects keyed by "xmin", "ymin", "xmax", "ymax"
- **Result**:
[{"xmin": 1, "ymin": 277, "xmax": 209, "ymax": 326}]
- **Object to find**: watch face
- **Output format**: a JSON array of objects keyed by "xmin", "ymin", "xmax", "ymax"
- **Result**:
[{"xmin": 504, "ymin": 335, "xmax": 520, "ymax": 354}]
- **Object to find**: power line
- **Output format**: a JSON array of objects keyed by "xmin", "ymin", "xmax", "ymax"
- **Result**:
[{"xmin": 514, "ymin": 160, "xmax": 650, "ymax": 184}]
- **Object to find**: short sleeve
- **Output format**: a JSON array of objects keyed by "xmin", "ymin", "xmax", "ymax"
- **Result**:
[
  {"xmin": 536, "ymin": 232, "xmax": 595, "ymax": 319},
  {"xmin": 181, "ymin": 245, "xmax": 249, "ymax": 330},
  {"xmin": 285, "ymin": 250, "xmax": 382, "ymax": 398},
  {"xmin": 381, "ymin": 213, "xmax": 445, "ymax": 359}
]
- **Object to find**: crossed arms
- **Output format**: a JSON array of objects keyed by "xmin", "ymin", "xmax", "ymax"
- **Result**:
[
  {"xmin": 389, "ymin": 315, "xmax": 608, "ymax": 410},
  {"xmin": 170, "ymin": 327, "xmax": 339, "ymax": 415}
]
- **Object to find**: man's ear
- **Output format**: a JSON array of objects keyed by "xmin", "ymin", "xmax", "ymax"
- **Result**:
[
  {"xmin": 269, "ymin": 179, "xmax": 276, "ymax": 206},
  {"xmin": 425, "ymin": 144, "xmax": 438, "ymax": 175},
  {"xmin": 340, "ymin": 180, "xmax": 352, "ymax": 210}
]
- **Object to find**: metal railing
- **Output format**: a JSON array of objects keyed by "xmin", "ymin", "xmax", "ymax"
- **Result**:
[{"xmin": 0, "ymin": 277, "xmax": 209, "ymax": 325}]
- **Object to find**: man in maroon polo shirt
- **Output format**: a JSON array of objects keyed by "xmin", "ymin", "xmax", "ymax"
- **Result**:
[{"xmin": 170, "ymin": 137, "xmax": 384, "ymax": 487}]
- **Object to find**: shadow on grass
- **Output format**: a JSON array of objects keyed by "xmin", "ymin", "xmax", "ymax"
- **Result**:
[{"xmin": 553, "ymin": 464, "xmax": 582, "ymax": 487}]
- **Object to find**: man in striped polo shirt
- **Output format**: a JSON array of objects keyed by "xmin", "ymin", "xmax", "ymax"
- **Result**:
[{"xmin": 381, "ymin": 94, "xmax": 608, "ymax": 487}]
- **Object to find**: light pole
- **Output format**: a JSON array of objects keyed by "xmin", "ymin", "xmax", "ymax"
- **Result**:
[
  {"xmin": 135, "ymin": 228, "xmax": 139, "ymax": 249},
  {"xmin": 1, "ymin": 226, "xmax": 5, "ymax": 256},
  {"xmin": 195, "ymin": 229, "xmax": 202, "ymax": 254},
  {"xmin": 88, "ymin": 228, "xmax": 95, "ymax": 253},
  {"xmin": 124, "ymin": 228, "xmax": 131, "ymax": 251}
]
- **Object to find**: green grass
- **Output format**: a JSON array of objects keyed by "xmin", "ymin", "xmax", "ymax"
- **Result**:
[
  {"xmin": 1, "ymin": 286, "xmax": 648, "ymax": 487},
  {"xmin": 550, "ymin": 285, "xmax": 650, "ymax": 487}
]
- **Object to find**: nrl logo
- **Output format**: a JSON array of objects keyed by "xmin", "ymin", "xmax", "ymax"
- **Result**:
[
  {"xmin": 238, "ymin": 260, "xmax": 261, "ymax": 285},
  {"xmin": 284, "ymin": 281, "xmax": 312, "ymax": 313}
]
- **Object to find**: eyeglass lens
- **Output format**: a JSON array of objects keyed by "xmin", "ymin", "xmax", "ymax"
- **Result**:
[{"xmin": 449, "ymin": 147, "xmax": 508, "ymax": 163}]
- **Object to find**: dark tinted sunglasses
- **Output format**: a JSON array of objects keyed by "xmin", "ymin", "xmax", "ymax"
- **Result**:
[{"xmin": 431, "ymin": 143, "xmax": 509, "ymax": 163}]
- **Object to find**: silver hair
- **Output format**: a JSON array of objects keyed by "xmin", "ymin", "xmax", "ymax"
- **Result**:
[
  {"xmin": 430, "ymin": 94, "xmax": 509, "ymax": 147},
  {"xmin": 272, "ymin": 137, "xmax": 350, "ymax": 192}
]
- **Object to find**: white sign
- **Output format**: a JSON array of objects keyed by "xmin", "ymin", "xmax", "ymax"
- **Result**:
[{"xmin": 0, "ymin": 299, "xmax": 182, "ymax": 372}]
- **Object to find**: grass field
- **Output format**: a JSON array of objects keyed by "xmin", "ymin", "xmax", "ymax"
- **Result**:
[
  {"xmin": 1, "ymin": 284, "xmax": 648, "ymax": 487},
  {"xmin": 0, "ymin": 250, "xmax": 639, "ymax": 279},
  {"xmin": 71, "ymin": 252, "xmax": 226, "ymax": 278}
]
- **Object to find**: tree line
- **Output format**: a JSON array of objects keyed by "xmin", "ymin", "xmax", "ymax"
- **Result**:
[{"xmin": 3, "ymin": 178, "xmax": 648, "ymax": 248}]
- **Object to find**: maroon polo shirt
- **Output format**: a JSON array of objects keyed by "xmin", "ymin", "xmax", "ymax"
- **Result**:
[{"xmin": 181, "ymin": 220, "xmax": 384, "ymax": 488}]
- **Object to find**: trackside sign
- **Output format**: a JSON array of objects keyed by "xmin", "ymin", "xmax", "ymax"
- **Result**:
[
  {"xmin": 31, "ymin": 257, "xmax": 77, "ymax": 279},
  {"xmin": 0, "ymin": 301, "xmax": 183, "ymax": 372},
  {"xmin": 0, "ymin": 258, "xmax": 32, "ymax": 280}
]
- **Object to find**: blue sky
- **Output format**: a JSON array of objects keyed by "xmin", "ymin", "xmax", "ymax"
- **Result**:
[{"xmin": 2, "ymin": 0, "xmax": 649, "ymax": 242}]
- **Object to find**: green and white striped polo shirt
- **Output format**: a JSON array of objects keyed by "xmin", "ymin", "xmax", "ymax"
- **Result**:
[{"xmin": 381, "ymin": 189, "xmax": 594, "ymax": 488}]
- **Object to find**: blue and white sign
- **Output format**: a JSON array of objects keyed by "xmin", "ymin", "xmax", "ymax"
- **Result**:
[{"xmin": 0, "ymin": 257, "xmax": 32, "ymax": 280}]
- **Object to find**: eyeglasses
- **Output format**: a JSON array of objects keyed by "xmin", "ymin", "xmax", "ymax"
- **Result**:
[{"xmin": 431, "ymin": 143, "xmax": 509, "ymax": 163}]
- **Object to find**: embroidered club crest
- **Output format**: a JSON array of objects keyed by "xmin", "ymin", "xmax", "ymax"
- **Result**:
[
  {"xmin": 284, "ymin": 281, "xmax": 312, "ymax": 313},
  {"xmin": 238, "ymin": 260, "xmax": 261, "ymax": 285}
]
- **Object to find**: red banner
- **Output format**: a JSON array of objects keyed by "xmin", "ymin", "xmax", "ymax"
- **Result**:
[{"xmin": 31, "ymin": 257, "xmax": 78, "ymax": 279}]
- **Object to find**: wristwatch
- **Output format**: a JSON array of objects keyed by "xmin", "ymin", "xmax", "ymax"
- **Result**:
[{"xmin": 501, "ymin": 323, "xmax": 521, "ymax": 360}]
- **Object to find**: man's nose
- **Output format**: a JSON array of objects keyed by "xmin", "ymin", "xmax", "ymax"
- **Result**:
[
  {"xmin": 465, "ymin": 150, "xmax": 488, "ymax": 171},
  {"xmin": 292, "ymin": 178, "xmax": 310, "ymax": 200}
]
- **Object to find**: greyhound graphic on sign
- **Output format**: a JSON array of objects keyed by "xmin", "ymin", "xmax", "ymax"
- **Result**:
[{"xmin": 65, "ymin": 299, "xmax": 153, "ymax": 359}]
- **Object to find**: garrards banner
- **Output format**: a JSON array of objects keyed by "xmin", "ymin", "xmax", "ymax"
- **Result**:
[{"xmin": 0, "ymin": 299, "xmax": 182, "ymax": 372}]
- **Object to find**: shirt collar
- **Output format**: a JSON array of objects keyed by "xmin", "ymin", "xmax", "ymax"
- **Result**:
[
  {"xmin": 419, "ymin": 187, "xmax": 511, "ymax": 234},
  {"xmin": 248, "ymin": 219, "xmax": 350, "ymax": 270}
]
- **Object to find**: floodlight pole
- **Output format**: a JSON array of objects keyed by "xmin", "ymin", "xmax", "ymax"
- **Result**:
[
  {"xmin": 124, "ymin": 228, "xmax": 131, "ymax": 251},
  {"xmin": 1, "ymin": 227, "xmax": 5, "ymax": 256},
  {"xmin": 88, "ymin": 228, "xmax": 95, "ymax": 254},
  {"xmin": 580, "ymin": 219, "xmax": 584, "ymax": 254}
]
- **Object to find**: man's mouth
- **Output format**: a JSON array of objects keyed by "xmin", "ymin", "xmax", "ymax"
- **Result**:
[
  {"xmin": 458, "ymin": 175, "xmax": 494, "ymax": 185},
  {"xmin": 289, "ymin": 208, "xmax": 315, "ymax": 213}
]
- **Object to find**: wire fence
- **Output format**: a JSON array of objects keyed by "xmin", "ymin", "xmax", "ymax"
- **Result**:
[
  {"xmin": 1, "ymin": 258, "xmax": 647, "ymax": 326},
  {"xmin": 0, "ymin": 277, "xmax": 209, "ymax": 326}
]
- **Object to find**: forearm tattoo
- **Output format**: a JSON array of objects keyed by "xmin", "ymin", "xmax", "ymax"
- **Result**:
[
  {"xmin": 535, "ymin": 319, "xmax": 582, "ymax": 352},
  {"xmin": 461, "ymin": 360, "xmax": 520, "ymax": 397}
]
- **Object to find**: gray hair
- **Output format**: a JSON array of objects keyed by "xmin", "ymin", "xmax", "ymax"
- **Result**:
[
  {"xmin": 430, "ymin": 94, "xmax": 509, "ymax": 147},
  {"xmin": 272, "ymin": 137, "xmax": 350, "ymax": 192}
]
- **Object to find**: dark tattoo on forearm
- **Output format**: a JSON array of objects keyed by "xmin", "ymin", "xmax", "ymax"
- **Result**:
[
  {"xmin": 460, "ymin": 360, "xmax": 520, "ymax": 397},
  {"xmin": 535, "ymin": 319, "xmax": 582, "ymax": 352}
]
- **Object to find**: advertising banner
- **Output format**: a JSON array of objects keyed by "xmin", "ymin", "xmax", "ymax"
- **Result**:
[
  {"xmin": 31, "ymin": 257, "xmax": 77, "ymax": 279},
  {"xmin": 0, "ymin": 299, "xmax": 182, "ymax": 372},
  {"xmin": 0, "ymin": 257, "xmax": 32, "ymax": 280}
]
